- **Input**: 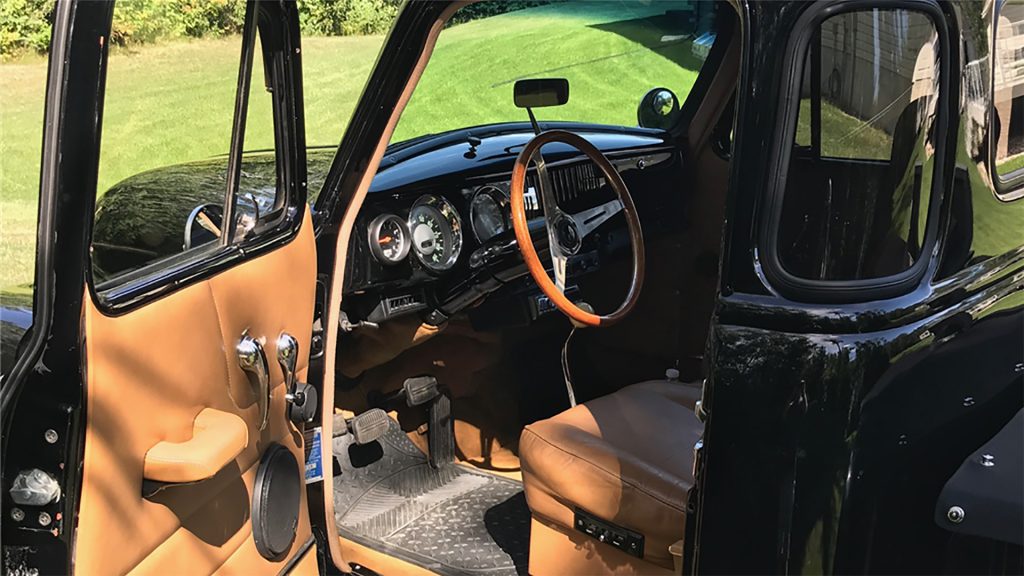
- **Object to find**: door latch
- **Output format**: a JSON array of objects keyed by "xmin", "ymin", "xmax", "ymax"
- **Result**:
[
  {"xmin": 237, "ymin": 335, "xmax": 270, "ymax": 431},
  {"xmin": 276, "ymin": 334, "xmax": 317, "ymax": 424}
]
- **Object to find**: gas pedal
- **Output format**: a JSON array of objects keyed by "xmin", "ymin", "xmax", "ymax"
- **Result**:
[{"xmin": 428, "ymin": 393, "xmax": 454, "ymax": 468}]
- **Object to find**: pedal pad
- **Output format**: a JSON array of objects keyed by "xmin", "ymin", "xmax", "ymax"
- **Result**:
[
  {"xmin": 332, "ymin": 413, "xmax": 349, "ymax": 438},
  {"xmin": 403, "ymin": 375, "xmax": 439, "ymax": 407},
  {"xmin": 348, "ymin": 409, "xmax": 390, "ymax": 445},
  {"xmin": 428, "ymin": 394, "xmax": 454, "ymax": 468}
]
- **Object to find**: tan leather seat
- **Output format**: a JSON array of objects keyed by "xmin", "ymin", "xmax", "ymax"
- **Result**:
[{"xmin": 520, "ymin": 380, "xmax": 703, "ymax": 574}]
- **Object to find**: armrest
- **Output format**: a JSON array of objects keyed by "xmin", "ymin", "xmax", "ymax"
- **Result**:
[{"xmin": 143, "ymin": 408, "xmax": 248, "ymax": 483}]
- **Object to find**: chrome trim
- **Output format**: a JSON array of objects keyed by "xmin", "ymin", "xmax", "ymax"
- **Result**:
[
  {"xmin": 408, "ymin": 194, "xmax": 463, "ymax": 272},
  {"xmin": 237, "ymin": 335, "xmax": 270, "ymax": 431},
  {"xmin": 469, "ymin": 185, "xmax": 509, "ymax": 243},
  {"xmin": 567, "ymin": 198, "xmax": 623, "ymax": 239},
  {"xmin": 276, "ymin": 333, "xmax": 299, "ymax": 398},
  {"xmin": 367, "ymin": 213, "xmax": 411, "ymax": 265}
]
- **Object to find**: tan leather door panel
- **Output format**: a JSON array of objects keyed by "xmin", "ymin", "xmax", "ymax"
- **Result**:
[{"xmin": 77, "ymin": 209, "xmax": 317, "ymax": 575}]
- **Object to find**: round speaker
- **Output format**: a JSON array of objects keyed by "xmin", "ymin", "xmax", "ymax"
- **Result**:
[{"xmin": 252, "ymin": 443, "xmax": 301, "ymax": 559}]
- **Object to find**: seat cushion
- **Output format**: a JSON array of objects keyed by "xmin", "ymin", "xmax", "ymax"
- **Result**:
[{"xmin": 520, "ymin": 380, "xmax": 703, "ymax": 570}]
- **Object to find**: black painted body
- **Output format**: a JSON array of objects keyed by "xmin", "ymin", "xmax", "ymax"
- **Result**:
[
  {"xmin": 694, "ymin": 1, "xmax": 1024, "ymax": 574},
  {"xmin": 2, "ymin": 0, "xmax": 1021, "ymax": 574}
]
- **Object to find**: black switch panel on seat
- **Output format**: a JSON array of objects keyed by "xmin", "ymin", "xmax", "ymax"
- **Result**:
[{"xmin": 573, "ymin": 507, "xmax": 644, "ymax": 558}]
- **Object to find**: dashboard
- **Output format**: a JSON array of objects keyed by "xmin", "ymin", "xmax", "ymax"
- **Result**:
[{"xmin": 340, "ymin": 122, "xmax": 683, "ymax": 329}]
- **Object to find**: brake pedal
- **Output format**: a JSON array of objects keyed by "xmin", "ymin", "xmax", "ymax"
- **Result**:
[
  {"xmin": 347, "ymin": 408, "xmax": 390, "ymax": 445},
  {"xmin": 403, "ymin": 375, "xmax": 439, "ymax": 406}
]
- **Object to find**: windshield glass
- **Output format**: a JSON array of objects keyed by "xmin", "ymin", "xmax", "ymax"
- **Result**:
[{"xmin": 391, "ymin": 0, "xmax": 719, "ymax": 143}]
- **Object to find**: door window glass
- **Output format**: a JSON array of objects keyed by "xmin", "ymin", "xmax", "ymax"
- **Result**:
[
  {"xmin": 777, "ymin": 9, "xmax": 940, "ymax": 282},
  {"xmin": 91, "ymin": 7, "xmax": 274, "ymax": 284},
  {"xmin": 993, "ymin": 0, "xmax": 1024, "ymax": 187}
]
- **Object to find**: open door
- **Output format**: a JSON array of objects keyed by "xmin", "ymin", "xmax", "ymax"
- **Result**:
[{"xmin": 1, "ymin": 1, "xmax": 318, "ymax": 574}]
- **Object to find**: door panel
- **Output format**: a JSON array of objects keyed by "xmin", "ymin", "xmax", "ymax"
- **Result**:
[{"xmin": 77, "ymin": 209, "xmax": 316, "ymax": 575}]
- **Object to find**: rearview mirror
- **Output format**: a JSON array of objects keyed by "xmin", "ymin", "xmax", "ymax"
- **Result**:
[{"xmin": 514, "ymin": 78, "xmax": 569, "ymax": 108}]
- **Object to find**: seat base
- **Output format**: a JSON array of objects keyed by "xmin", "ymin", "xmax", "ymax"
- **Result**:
[{"xmin": 520, "ymin": 380, "xmax": 703, "ymax": 570}]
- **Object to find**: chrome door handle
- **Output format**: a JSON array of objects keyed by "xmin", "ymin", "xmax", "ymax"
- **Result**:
[{"xmin": 237, "ymin": 335, "xmax": 270, "ymax": 431}]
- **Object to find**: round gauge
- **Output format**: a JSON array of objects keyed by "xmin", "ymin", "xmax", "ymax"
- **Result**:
[
  {"xmin": 367, "ymin": 213, "xmax": 411, "ymax": 265},
  {"xmin": 408, "ymin": 195, "xmax": 463, "ymax": 271},
  {"xmin": 469, "ymin": 186, "xmax": 508, "ymax": 243}
]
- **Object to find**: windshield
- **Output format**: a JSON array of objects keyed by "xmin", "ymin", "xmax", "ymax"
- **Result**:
[{"xmin": 391, "ymin": 0, "xmax": 718, "ymax": 144}]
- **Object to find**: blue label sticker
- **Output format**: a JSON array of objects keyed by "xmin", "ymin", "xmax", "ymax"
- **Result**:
[{"xmin": 304, "ymin": 426, "xmax": 324, "ymax": 484}]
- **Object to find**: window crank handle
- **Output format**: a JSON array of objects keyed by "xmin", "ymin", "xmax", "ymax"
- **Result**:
[{"xmin": 276, "ymin": 333, "xmax": 302, "ymax": 405}]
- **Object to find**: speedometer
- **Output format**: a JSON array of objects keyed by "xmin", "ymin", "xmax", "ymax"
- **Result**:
[{"xmin": 408, "ymin": 195, "xmax": 463, "ymax": 271}]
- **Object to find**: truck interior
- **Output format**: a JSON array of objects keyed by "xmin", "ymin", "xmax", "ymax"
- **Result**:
[{"xmin": 323, "ymin": 2, "xmax": 740, "ymax": 574}]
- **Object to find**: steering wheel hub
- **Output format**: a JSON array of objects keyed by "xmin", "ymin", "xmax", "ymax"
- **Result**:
[{"xmin": 553, "ymin": 215, "xmax": 582, "ymax": 255}]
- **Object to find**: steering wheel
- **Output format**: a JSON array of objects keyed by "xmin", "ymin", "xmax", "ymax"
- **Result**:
[{"xmin": 509, "ymin": 130, "xmax": 645, "ymax": 328}]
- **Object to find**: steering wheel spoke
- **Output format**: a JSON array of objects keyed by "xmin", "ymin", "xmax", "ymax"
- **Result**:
[
  {"xmin": 568, "ymin": 198, "xmax": 623, "ymax": 239},
  {"xmin": 551, "ymin": 251, "xmax": 568, "ymax": 292},
  {"xmin": 530, "ymin": 147, "xmax": 572, "ymax": 291}
]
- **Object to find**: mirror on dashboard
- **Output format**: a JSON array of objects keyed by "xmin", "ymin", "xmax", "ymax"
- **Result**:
[
  {"xmin": 514, "ymin": 78, "xmax": 569, "ymax": 109},
  {"xmin": 637, "ymin": 87, "xmax": 680, "ymax": 130},
  {"xmin": 183, "ymin": 203, "xmax": 224, "ymax": 250}
]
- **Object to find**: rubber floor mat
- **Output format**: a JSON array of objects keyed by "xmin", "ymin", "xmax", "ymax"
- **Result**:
[{"xmin": 333, "ymin": 420, "xmax": 530, "ymax": 576}]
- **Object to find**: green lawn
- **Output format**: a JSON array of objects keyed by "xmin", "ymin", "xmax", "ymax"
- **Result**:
[
  {"xmin": 995, "ymin": 152, "xmax": 1024, "ymax": 175},
  {"xmin": 1, "ymin": 2, "xmax": 700, "ymax": 291},
  {"xmin": 394, "ymin": 2, "xmax": 705, "ymax": 142},
  {"xmin": 6, "ymin": 1, "xmax": 1016, "ymax": 297},
  {"xmin": 0, "ymin": 34, "xmax": 387, "ymax": 290},
  {"xmin": 795, "ymin": 98, "xmax": 893, "ymax": 160}
]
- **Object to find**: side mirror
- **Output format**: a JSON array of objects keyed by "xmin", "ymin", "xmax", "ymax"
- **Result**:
[
  {"xmin": 183, "ymin": 203, "xmax": 223, "ymax": 250},
  {"xmin": 514, "ymin": 78, "xmax": 569, "ymax": 109},
  {"xmin": 638, "ymin": 88, "xmax": 680, "ymax": 130}
]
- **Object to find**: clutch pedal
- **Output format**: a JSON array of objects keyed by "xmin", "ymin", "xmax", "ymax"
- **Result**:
[{"xmin": 347, "ymin": 408, "xmax": 390, "ymax": 445}]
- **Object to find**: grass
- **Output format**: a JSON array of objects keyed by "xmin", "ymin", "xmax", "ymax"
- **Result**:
[
  {"xmin": 393, "ymin": 2, "xmax": 705, "ymax": 141},
  {"xmin": 0, "ymin": 34, "xmax": 388, "ymax": 290},
  {"xmin": 960, "ymin": 140, "xmax": 1024, "ymax": 263},
  {"xmin": 0, "ymin": 2, "xmax": 701, "ymax": 291},
  {"xmin": 794, "ymin": 98, "xmax": 892, "ymax": 160},
  {"xmin": 995, "ymin": 152, "xmax": 1024, "ymax": 175},
  {"xmin": 0, "ymin": 56, "xmax": 46, "ymax": 291},
  {"xmin": 5, "ymin": 1, "xmax": 1017, "ymax": 297}
]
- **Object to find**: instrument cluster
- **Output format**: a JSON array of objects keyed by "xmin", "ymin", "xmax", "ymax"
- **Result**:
[{"xmin": 366, "ymin": 194, "xmax": 465, "ymax": 272}]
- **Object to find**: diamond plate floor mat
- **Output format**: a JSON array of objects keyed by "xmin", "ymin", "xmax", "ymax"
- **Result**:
[{"xmin": 333, "ymin": 420, "xmax": 530, "ymax": 576}]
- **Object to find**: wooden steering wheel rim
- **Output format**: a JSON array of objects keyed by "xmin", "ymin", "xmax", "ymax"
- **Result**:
[{"xmin": 509, "ymin": 130, "xmax": 645, "ymax": 328}]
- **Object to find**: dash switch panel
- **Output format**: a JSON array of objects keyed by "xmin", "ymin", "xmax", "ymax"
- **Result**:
[{"xmin": 574, "ymin": 507, "xmax": 645, "ymax": 558}]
